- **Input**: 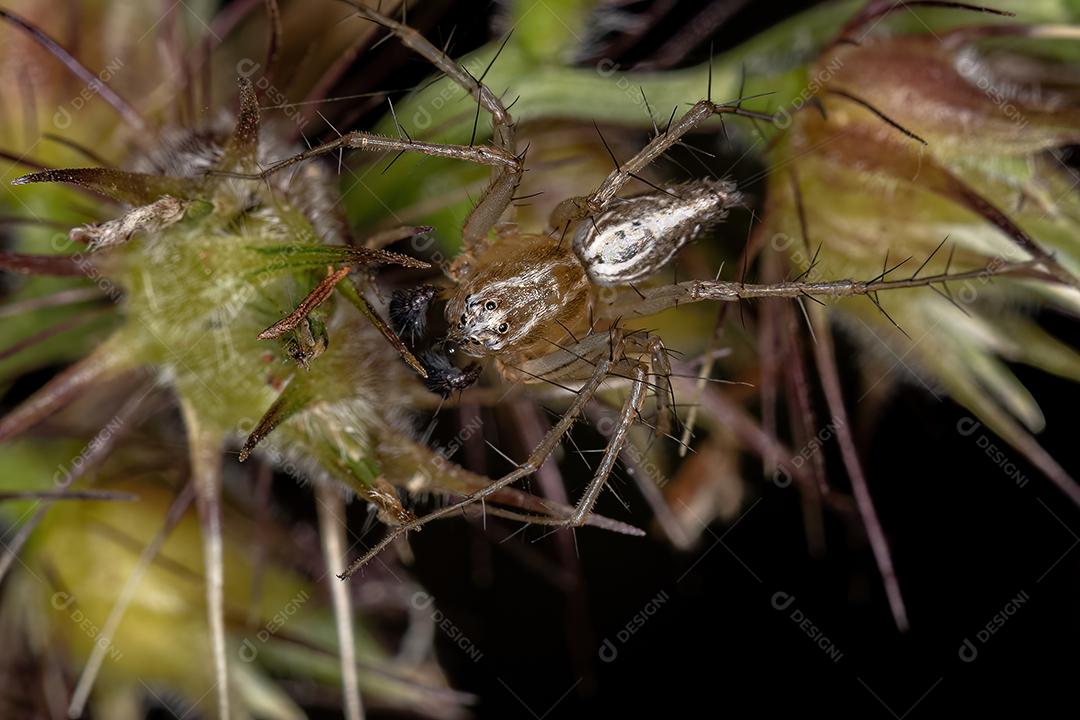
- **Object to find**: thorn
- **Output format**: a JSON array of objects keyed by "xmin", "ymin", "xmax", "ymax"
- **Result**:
[
  {"xmin": 511, "ymin": 190, "xmax": 545, "ymax": 202},
  {"xmin": 793, "ymin": 242, "xmax": 823, "ymax": 282},
  {"xmin": 315, "ymin": 110, "xmax": 346, "ymax": 176},
  {"xmin": 828, "ymin": 89, "xmax": 928, "ymax": 145},
  {"xmin": 555, "ymin": 319, "xmax": 580, "ymax": 344},
  {"xmin": 557, "ymin": 220, "xmax": 571, "ymax": 250},
  {"xmin": 664, "ymin": 106, "xmax": 677, "ymax": 136},
  {"xmin": 627, "ymin": 171, "xmax": 678, "ymax": 198},
  {"xmin": 912, "ymin": 235, "xmax": 949, "ymax": 279},
  {"xmin": 640, "ymin": 87, "xmax": 658, "ymax": 135},
  {"xmin": 736, "ymin": 63, "xmax": 747, "ymax": 109},
  {"xmin": 707, "ymin": 41, "xmax": 715, "ymax": 103},
  {"xmin": 867, "ymin": 294, "xmax": 911, "ymax": 340},
  {"xmin": 796, "ymin": 297, "xmax": 817, "ymax": 344},
  {"xmin": 593, "ymin": 121, "xmax": 621, "ymax": 171},
  {"xmin": 386, "ymin": 97, "xmax": 412, "ymax": 142},
  {"xmin": 380, "ymin": 149, "xmax": 407, "ymax": 175},
  {"xmin": 441, "ymin": 24, "xmax": 457, "ymax": 55},
  {"xmin": 479, "ymin": 29, "xmax": 514, "ymax": 83},
  {"xmin": 370, "ymin": 31, "xmax": 395, "ymax": 51},
  {"xmin": 808, "ymin": 95, "xmax": 828, "ymax": 120},
  {"xmin": 867, "ymin": 255, "xmax": 913, "ymax": 285},
  {"xmin": 789, "ymin": 167, "xmax": 811, "ymax": 251},
  {"xmin": 674, "ymin": 141, "xmax": 717, "ymax": 160},
  {"xmin": 415, "ymin": 70, "xmax": 449, "ymax": 94},
  {"xmin": 739, "ymin": 240, "xmax": 750, "ymax": 288},
  {"xmin": 929, "ymin": 284, "xmax": 970, "ymax": 316},
  {"xmin": 460, "ymin": 66, "xmax": 484, "ymax": 147}
]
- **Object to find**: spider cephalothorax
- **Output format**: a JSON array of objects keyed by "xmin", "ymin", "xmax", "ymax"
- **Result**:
[{"xmin": 445, "ymin": 236, "xmax": 591, "ymax": 358}]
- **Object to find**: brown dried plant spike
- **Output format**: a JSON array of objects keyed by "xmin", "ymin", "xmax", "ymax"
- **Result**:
[
  {"xmin": 0, "ymin": 251, "xmax": 88, "ymax": 276},
  {"xmin": 13, "ymin": 167, "xmax": 205, "ymax": 205},
  {"xmin": 239, "ymin": 378, "xmax": 314, "ymax": 463},
  {"xmin": 257, "ymin": 266, "xmax": 352, "ymax": 340},
  {"xmin": 0, "ymin": 490, "xmax": 138, "ymax": 502},
  {"xmin": 336, "ymin": 279, "xmax": 429, "ymax": 378},
  {"xmin": 217, "ymin": 77, "xmax": 261, "ymax": 172}
]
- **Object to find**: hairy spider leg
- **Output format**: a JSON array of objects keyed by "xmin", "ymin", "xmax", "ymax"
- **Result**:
[
  {"xmin": 215, "ymin": 3, "xmax": 523, "ymax": 277},
  {"xmin": 549, "ymin": 99, "xmax": 772, "ymax": 231},
  {"xmin": 340, "ymin": 325, "xmax": 685, "ymax": 575},
  {"xmin": 341, "ymin": 351, "xmax": 614, "ymax": 578}
]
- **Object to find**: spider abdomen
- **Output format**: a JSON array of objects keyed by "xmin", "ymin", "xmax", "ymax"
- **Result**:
[{"xmin": 573, "ymin": 178, "xmax": 740, "ymax": 286}]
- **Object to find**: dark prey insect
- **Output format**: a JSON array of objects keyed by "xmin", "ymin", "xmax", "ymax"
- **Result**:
[
  {"xmin": 418, "ymin": 349, "xmax": 482, "ymax": 399},
  {"xmin": 390, "ymin": 283, "xmax": 438, "ymax": 345}
]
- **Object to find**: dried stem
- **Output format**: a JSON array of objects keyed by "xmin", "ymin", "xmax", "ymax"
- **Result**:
[
  {"xmin": 315, "ymin": 483, "xmax": 365, "ymax": 720},
  {"xmin": 810, "ymin": 307, "xmax": 909, "ymax": 632},
  {"xmin": 180, "ymin": 400, "xmax": 230, "ymax": 720}
]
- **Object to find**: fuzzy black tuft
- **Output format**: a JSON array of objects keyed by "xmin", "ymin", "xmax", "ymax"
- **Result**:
[
  {"xmin": 419, "ymin": 349, "xmax": 481, "ymax": 398},
  {"xmin": 390, "ymin": 284, "xmax": 438, "ymax": 346}
]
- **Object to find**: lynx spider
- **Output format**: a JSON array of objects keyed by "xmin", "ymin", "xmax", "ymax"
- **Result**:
[{"xmin": 225, "ymin": 5, "xmax": 815, "ymax": 576}]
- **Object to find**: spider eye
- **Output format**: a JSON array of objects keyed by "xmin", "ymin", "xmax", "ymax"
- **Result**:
[
  {"xmin": 485, "ymin": 300, "xmax": 497, "ymax": 311},
  {"xmin": 459, "ymin": 314, "xmax": 466, "ymax": 326},
  {"xmin": 497, "ymin": 322, "xmax": 508, "ymax": 333}
]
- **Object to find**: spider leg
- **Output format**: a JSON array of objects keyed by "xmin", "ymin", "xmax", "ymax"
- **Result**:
[
  {"xmin": 211, "ymin": 5, "xmax": 522, "ymax": 275},
  {"xmin": 341, "ymin": 353, "xmax": 613, "ymax": 578},
  {"xmin": 340, "ymin": 3, "xmax": 522, "ymax": 273},
  {"xmin": 563, "ymin": 362, "xmax": 648, "ymax": 527},
  {"xmin": 592, "ymin": 258, "xmax": 1047, "ymax": 321},
  {"xmin": 631, "ymin": 332, "xmax": 675, "ymax": 440},
  {"xmin": 514, "ymin": 330, "xmax": 660, "ymax": 528},
  {"xmin": 549, "ymin": 100, "xmax": 769, "ymax": 230},
  {"xmin": 340, "ymin": 3, "xmax": 514, "ymax": 151},
  {"xmin": 216, "ymin": 133, "xmax": 519, "ymax": 184}
]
